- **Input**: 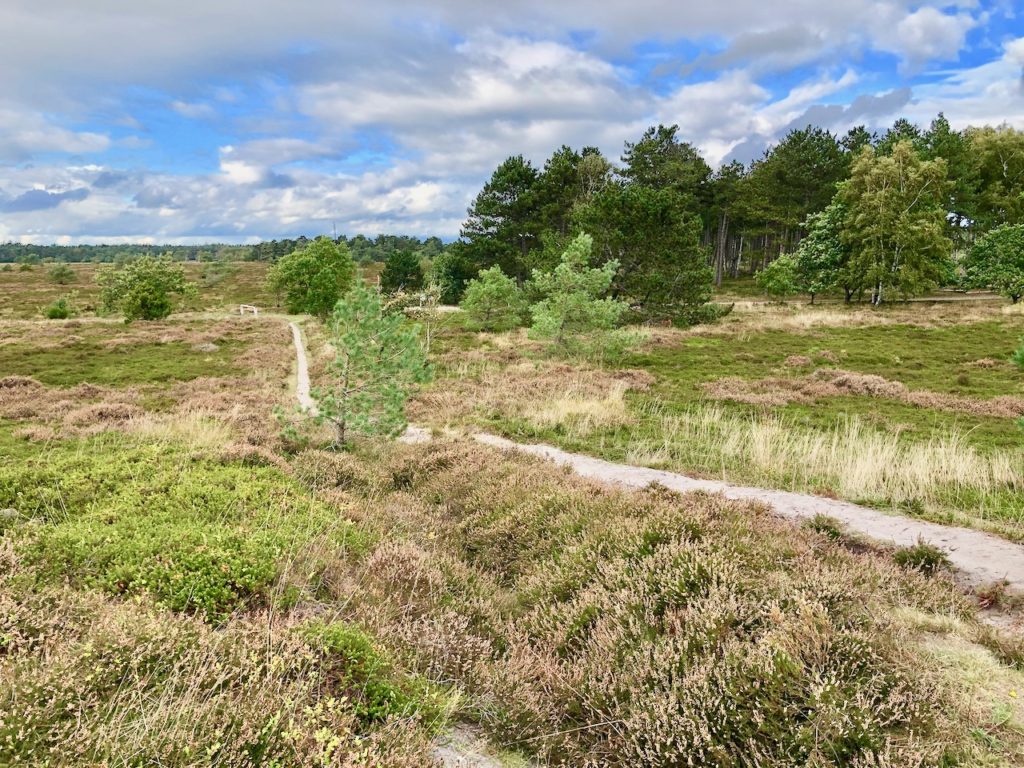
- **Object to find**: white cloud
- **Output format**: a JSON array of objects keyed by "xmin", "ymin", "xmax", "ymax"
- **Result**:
[
  {"xmin": 0, "ymin": 1, "xmax": 1017, "ymax": 242},
  {"xmin": 0, "ymin": 104, "xmax": 110, "ymax": 162},
  {"xmin": 873, "ymin": 6, "xmax": 979, "ymax": 72},
  {"xmin": 170, "ymin": 100, "xmax": 216, "ymax": 119}
]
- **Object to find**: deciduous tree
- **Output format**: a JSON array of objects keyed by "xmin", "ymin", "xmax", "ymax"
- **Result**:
[
  {"xmin": 267, "ymin": 237, "xmax": 356, "ymax": 317},
  {"xmin": 96, "ymin": 256, "xmax": 194, "ymax": 321},
  {"xmin": 840, "ymin": 142, "xmax": 952, "ymax": 304},
  {"xmin": 964, "ymin": 224, "xmax": 1024, "ymax": 303}
]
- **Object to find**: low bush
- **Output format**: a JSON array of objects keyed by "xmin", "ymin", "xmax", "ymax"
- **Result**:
[
  {"xmin": 44, "ymin": 296, "xmax": 74, "ymax": 319},
  {"xmin": 894, "ymin": 539, "xmax": 950, "ymax": 575},
  {"xmin": 1, "ymin": 435, "xmax": 372, "ymax": 621}
]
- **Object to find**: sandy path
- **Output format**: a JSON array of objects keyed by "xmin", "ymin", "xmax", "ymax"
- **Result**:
[
  {"xmin": 289, "ymin": 321, "xmax": 317, "ymax": 415},
  {"xmin": 286, "ymin": 317, "xmax": 1024, "ymax": 594},
  {"xmin": 476, "ymin": 434, "xmax": 1024, "ymax": 592}
]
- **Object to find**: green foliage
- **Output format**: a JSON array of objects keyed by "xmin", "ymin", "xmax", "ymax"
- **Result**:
[
  {"xmin": 313, "ymin": 285, "xmax": 430, "ymax": 445},
  {"xmin": 429, "ymin": 247, "xmax": 477, "ymax": 304},
  {"xmin": 575, "ymin": 183, "xmax": 713, "ymax": 319},
  {"xmin": 1, "ymin": 436, "xmax": 370, "ymax": 622},
  {"xmin": 528, "ymin": 233, "xmax": 628, "ymax": 347},
  {"xmin": 794, "ymin": 200, "xmax": 850, "ymax": 301},
  {"xmin": 893, "ymin": 540, "xmax": 950, "ymax": 575},
  {"xmin": 48, "ymin": 263, "xmax": 76, "ymax": 285},
  {"xmin": 379, "ymin": 250, "xmax": 424, "ymax": 294},
  {"xmin": 967, "ymin": 125, "xmax": 1024, "ymax": 231},
  {"xmin": 267, "ymin": 236, "xmax": 356, "ymax": 317},
  {"xmin": 96, "ymin": 256, "xmax": 195, "ymax": 321},
  {"xmin": 44, "ymin": 293, "xmax": 77, "ymax": 319},
  {"xmin": 1012, "ymin": 339, "xmax": 1024, "ymax": 371},
  {"xmin": 301, "ymin": 621, "xmax": 436, "ymax": 723},
  {"xmin": 965, "ymin": 224, "xmax": 1024, "ymax": 303},
  {"xmin": 460, "ymin": 155, "xmax": 540, "ymax": 279},
  {"xmin": 459, "ymin": 265, "xmax": 526, "ymax": 331},
  {"xmin": 741, "ymin": 125, "xmax": 848, "ymax": 238},
  {"xmin": 840, "ymin": 142, "xmax": 953, "ymax": 304},
  {"xmin": 755, "ymin": 253, "xmax": 800, "ymax": 298},
  {"xmin": 620, "ymin": 124, "xmax": 710, "ymax": 215}
]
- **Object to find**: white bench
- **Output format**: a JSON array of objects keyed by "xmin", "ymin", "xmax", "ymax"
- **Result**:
[{"xmin": 239, "ymin": 304, "xmax": 259, "ymax": 316}]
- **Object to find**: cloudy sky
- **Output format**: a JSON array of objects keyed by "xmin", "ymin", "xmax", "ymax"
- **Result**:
[{"xmin": 2, "ymin": 1, "xmax": 1023, "ymax": 244}]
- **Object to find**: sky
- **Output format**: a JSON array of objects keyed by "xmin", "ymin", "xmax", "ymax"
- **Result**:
[{"xmin": 1, "ymin": 1, "xmax": 1023, "ymax": 245}]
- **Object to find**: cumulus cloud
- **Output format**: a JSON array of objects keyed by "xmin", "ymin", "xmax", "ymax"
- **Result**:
[{"xmin": 0, "ymin": 1, "xmax": 1017, "ymax": 242}]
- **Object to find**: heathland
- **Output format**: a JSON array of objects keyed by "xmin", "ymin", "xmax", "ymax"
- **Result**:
[{"xmin": 2, "ymin": 260, "xmax": 1024, "ymax": 766}]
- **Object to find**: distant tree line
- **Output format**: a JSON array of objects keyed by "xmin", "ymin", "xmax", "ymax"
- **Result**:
[
  {"xmin": 443, "ymin": 115, "xmax": 1024, "ymax": 311},
  {"xmin": 0, "ymin": 234, "xmax": 448, "ymax": 265}
]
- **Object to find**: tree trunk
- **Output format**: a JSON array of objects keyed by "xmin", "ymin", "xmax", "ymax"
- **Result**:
[{"xmin": 714, "ymin": 212, "xmax": 728, "ymax": 287}]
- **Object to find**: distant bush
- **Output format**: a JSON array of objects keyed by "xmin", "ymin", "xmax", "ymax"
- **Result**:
[
  {"xmin": 96, "ymin": 256, "xmax": 195, "ymax": 321},
  {"xmin": 755, "ymin": 253, "xmax": 800, "ymax": 298},
  {"xmin": 48, "ymin": 263, "xmax": 76, "ymax": 284},
  {"xmin": 44, "ymin": 296, "xmax": 74, "ymax": 319},
  {"xmin": 460, "ymin": 265, "xmax": 526, "ymax": 331}
]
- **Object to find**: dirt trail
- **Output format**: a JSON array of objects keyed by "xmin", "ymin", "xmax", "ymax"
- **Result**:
[
  {"xmin": 289, "ymin": 321, "xmax": 317, "ymax": 415},
  {"xmin": 287, "ymin": 319, "xmax": 1024, "ymax": 593},
  {"xmin": 476, "ymin": 434, "xmax": 1024, "ymax": 592}
]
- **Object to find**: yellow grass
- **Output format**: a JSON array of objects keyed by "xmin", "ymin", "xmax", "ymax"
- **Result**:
[
  {"xmin": 622, "ymin": 404, "xmax": 1022, "ymax": 508},
  {"xmin": 530, "ymin": 381, "xmax": 633, "ymax": 435}
]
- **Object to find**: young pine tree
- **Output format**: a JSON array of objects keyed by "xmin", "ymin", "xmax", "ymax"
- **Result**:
[
  {"xmin": 459, "ymin": 266, "xmax": 526, "ymax": 331},
  {"xmin": 529, "ymin": 233, "xmax": 628, "ymax": 349},
  {"xmin": 312, "ymin": 285, "xmax": 430, "ymax": 447}
]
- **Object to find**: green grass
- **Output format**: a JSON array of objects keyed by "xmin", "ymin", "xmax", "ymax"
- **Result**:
[
  {"xmin": 426, "ymin": 309, "xmax": 1024, "ymax": 536},
  {"xmin": 0, "ymin": 338, "xmax": 241, "ymax": 387}
]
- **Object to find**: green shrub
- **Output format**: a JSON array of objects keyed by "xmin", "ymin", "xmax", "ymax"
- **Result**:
[
  {"xmin": 96, "ymin": 256, "xmax": 195, "ymax": 321},
  {"xmin": 2, "ymin": 437, "xmax": 371, "ymax": 622},
  {"xmin": 806, "ymin": 513, "xmax": 845, "ymax": 541},
  {"xmin": 44, "ymin": 296, "xmax": 73, "ymax": 319},
  {"xmin": 460, "ymin": 265, "xmax": 526, "ymax": 331},
  {"xmin": 302, "ymin": 620, "xmax": 445, "ymax": 725},
  {"xmin": 894, "ymin": 539, "xmax": 950, "ymax": 575},
  {"xmin": 755, "ymin": 253, "xmax": 800, "ymax": 298},
  {"xmin": 48, "ymin": 263, "xmax": 76, "ymax": 284}
]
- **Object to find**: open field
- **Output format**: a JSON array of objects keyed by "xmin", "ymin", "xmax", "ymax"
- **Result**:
[
  {"xmin": 419, "ymin": 299, "xmax": 1024, "ymax": 541},
  {"xmin": 0, "ymin": 260, "xmax": 385, "ymax": 319},
  {"xmin": 1, "ymin": 310, "xmax": 1024, "ymax": 766}
]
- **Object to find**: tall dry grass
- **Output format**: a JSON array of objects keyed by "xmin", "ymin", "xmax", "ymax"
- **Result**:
[{"xmin": 621, "ymin": 404, "xmax": 1022, "ymax": 511}]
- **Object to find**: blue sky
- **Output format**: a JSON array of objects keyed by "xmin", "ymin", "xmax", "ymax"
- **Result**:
[{"xmin": 1, "ymin": 0, "xmax": 1022, "ymax": 244}]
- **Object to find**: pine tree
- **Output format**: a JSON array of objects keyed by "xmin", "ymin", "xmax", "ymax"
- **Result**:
[
  {"xmin": 460, "ymin": 266, "xmax": 526, "ymax": 331},
  {"xmin": 312, "ymin": 285, "xmax": 430, "ymax": 447},
  {"xmin": 529, "ymin": 233, "xmax": 627, "ymax": 345}
]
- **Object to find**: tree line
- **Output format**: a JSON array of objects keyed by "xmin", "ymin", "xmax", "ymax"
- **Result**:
[
  {"xmin": 437, "ymin": 116, "xmax": 1024, "ymax": 313},
  {"xmin": 0, "ymin": 234, "xmax": 448, "ymax": 265}
]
